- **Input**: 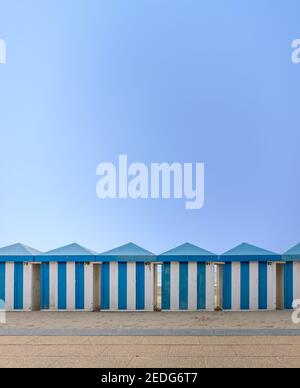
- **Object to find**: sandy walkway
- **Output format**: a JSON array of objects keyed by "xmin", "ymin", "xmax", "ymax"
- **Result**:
[{"xmin": 1, "ymin": 311, "xmax": 299, "ymax": 330}]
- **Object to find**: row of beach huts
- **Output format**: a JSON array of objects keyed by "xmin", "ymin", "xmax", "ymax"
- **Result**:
[{"xmin": 0, "ymin": 242, "xmax": 299, "ymax": 312}]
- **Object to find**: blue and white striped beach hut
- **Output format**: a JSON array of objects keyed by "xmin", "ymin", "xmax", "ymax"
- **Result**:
[
  {"xmin": 220, "ymin": 243, "xmax": 282, "ymax": 310},
  {"xmin": 159, "ymin": 243, "xmax": 217, "ymax": 311},
  {"xmin": 99, "ymin": 243, "xmax": 156, "ymax": 311},
  {"xmin": 36, "ymin": 243, "xmax": 99, "ymax": 311},
  {"xmin": 283, "ymin": 243, "xmax": 300, "ymax": 309},
  {"xmin": 0, "ymin": 243, "xmax": 41, "ymax": 311}
]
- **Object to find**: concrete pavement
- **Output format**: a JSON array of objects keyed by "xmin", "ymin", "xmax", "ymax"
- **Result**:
[
  {"xmin": 0, "ymin": 336, "xmax": 300, "ymax": 368},
  {"xmin": 0, "ymin": 328, "xmax": 300, "ymax": 336}
]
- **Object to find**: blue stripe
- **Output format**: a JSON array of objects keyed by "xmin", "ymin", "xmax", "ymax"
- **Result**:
[
  {"xmin": 118, "ymin": 263, "xmax": 127, "ymax": 310},
  {"xmin": 240, "ymin": 262, "xmax": 250, "ymax": 310},
  {"xmin": 162, "ymin": 263, "xmax": 171, "ymax": 310},
  {"xmin": 136, "ymin": 263, "xmax": 145, "ymax": 310},
  {"xmin": 197, "ymin": 263, "xmax": 206, "ymax": 310},
  {"xmin": 40, "ymin": 263, "xmax": 50, "ymax": 309},
  {"xmin": 75, "ymin": 263, "xmax": 84, "ymax": 310},
  {"xmin": 14, "ymin": 263, "xmax": 23, "ymax": 310},
  {"xmin": 284, "ymin": 262, "xmax": 293, "ymax": 310},
  {"xmin": 179, "ymin": 263, "xmax": 188, "ymax": 310},
  {"xmin": 223, "ymin": 263, "xmax": 232, "ymax": 310},
  {"xmin": 259, "ymin": 262, "xmax": 268, "ymax": 310},
  {"xmin": 58, "ymin": 263, "xmax": 67, "ymax": 310},
  {"xmin": 0, "ymin": 263, "xmax": 5, "ymax": 303},
  {"xmin": 101, "ymin": 263, "xmax": 110, "ymax": 309}
]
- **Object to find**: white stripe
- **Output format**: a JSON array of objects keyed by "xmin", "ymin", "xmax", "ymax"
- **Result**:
[
  {"xmin": 250, "ymin": 262, "xmax": 259, "ymax": 310},
  {"xmin": 5, "ymin": 263, "xmax": 14, "ymax": 311},
  {"xmin": 267, "ymin": 263, "xmax": 276, "ymax": 310},
  {"xmin": 23, "ymin": 264, "xmax": 32, "ymax": 311},
  {"xmin": 145, "ymin": 263, "xmax": 154, "ymax": 311},
  {"xmin": 127, "ymin": 263, "xmax": 136, "ymax": 310},
  {"xmin": 109, "ymin": 262, "xmax": 118, "ymax": 310},
  {"xmin": 232, "ymin": 262, "xmax": 241, "ymax": 310},
  {"xmin": 49, "ymin": 263, "xmax": 58, "ymax": 310},
  {"xmin": 84, "ymin": 263, "xmax": 93, "ymax": 311},
  {"xmin": 206, "ymin": 263, "xmax": 215, "ymax": 311},
  {"xmin": 67, "ymin": 262, "xmax": 75, "ymax": 310},
  {"xmin": 188, "ymin": 263, "xmax": 197, "ymax": 310},
  {"xmin": 170, "ymin": 262, "xmax": 179, "ymax": 310},
  {"xmin": 293, "ymin": 262, "xmax": 300, "ymax": 300}
]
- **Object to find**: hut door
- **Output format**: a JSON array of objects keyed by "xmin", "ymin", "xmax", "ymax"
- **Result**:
[{"xmin": 276, "ymin": 264, "xmax": 284, "ymax": 310}]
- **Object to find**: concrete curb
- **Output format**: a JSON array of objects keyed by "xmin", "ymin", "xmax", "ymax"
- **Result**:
[{"xmin": 0, "ymin": 328, "xmax": 300, "ymax": 336}]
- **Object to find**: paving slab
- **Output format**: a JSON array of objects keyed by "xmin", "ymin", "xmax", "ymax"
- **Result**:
[
  {"xmin": 128, "ymin": 356, "xmax": 206, "ymax": 368},
  {"xmin": 0, "ymin": 356, "xmax": 60, "ymax": 368},
  {"xmin": 50, "ymin": 356, "xmax": 133, "ymax": 368},
  {"xmin": 168, "ymin": 345, "xmax": 236, "ymax": 357},
  {"xmin": 0, "ymin": 336, "xmax": 34, "ymax": 345},
  {"xmin": 29, "ymin": 336, "xmax": 90, "ymax": 345},
  {"xmin": 197, "ymin": 336, "xmax": 257, "ymax": 345},
  {"xmin": 277, "ymin": 357, "xmax": 300, "ymax": 368},
  {"xmin": 204, "ymin": 356, "xmax": 285, "ymax": 369},
  {"xmin": 37, "ymin": 344, "xmax": 108, "ymax": 357},
  {"xmin": 232, "ymin": 345, "xmax": 300, "ymax": 357},
  {"xmin": 0, "ymin": 345, "xmax": 50, "ymax": 357},
  {"xmin": 142, "ymin": 336, "xmax": 201, "ymax": 345},
  {"xmin": 103, "ymin": 344, "xmax": 171, "ymax": 357},
  {"xmin": 85, "ymin": 336, "xmax": 144, "ymax": 345}
]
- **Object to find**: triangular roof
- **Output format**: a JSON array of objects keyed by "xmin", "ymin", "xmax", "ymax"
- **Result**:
[
  {"xmin": 283, "ymin": 243, "xmax": 300, "ymax": 260},
  {"xmin": 0, "ymin": 243, "xmax": 41, "ymax": 256},
  {"xmin": 221, "ymin": 243, "xmax": 280, "ymax": 261},
  {"xmin": 159, "ymin": 243, "xmax": 216, "ymax": 262},
  {"xmin": 160, "ymin": 243, "xmax": 216, "ymax": 257},
  {"xmin": 101, "ymin": 243, "xmax": 154, "ymax": 257},
  {"xmin": 43, "ymin": 243, "xmax": 97, "ymax": 256},
  {"xmin": 100, "ymin": 243, "xmax": 155, "ymax": 262}
]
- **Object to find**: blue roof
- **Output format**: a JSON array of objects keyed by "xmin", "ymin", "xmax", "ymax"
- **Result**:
[
  {"xmin": 0, "ymin": 243, "xmax": 41, "ymax": 262},
  {"xmin": 42, "ymin": 243, "xmax": 98, "ymax": 257},
  {"xmin": 221, "ymin": 243, "xmax": 281, "ymax": 262},
  {"xmin": 283, "ymin": 243, "xmax": 300, "ymax": 261},
  {"xmin": 100, "ymin": 243, "xmax": 156, "ymax": 262},
  {"xmin": 0, "ymin": 243, "xmax": 41, "ymax": 256},
  {"xmin": 159, "ymin": 243, "xmax": 216, "ymax": 262}
]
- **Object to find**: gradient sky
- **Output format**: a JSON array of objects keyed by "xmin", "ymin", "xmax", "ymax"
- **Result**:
[{"xmin": 0, "ymin": 0, "xmax": 299, "ymax": 254}]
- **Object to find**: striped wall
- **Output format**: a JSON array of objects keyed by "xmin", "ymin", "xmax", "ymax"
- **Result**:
[
  {"xmin": 0, "ymin": 262, "xmax": 34, "ymax": 311},
  {"xmin": 0, "ymin": 260, "xmax": 298, "ymax": 312},
  {"xmin": 100, "ymin": 262, "xmax": 154, "ymax": 311},
  {"xmin": 222, "ymin": 262, "xmax": 277, "ymax": 310},
  {"xmin": 284, "ymin": 262, "xmax": 300, "ymax": 309},
  {"xmin": 162, "ymin": 262, "xmax": 215, "ymax": 311},
  {"xmin": 41, "ymin": 262, "xmax": 98, "ymax": 311}
]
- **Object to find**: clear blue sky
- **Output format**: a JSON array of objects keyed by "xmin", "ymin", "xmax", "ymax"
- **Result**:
[{"xmin": 0, "ymin": 0, "xmax": 299, "ymax": 254}]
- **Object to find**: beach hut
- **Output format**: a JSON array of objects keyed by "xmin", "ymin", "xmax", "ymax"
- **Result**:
[
  {"xmin": 36, "ymin": 243, "xmax": 99, "ymax": 311},
  {"xmin": 159, "ymin": 243, "xmax": 217, "ymax": 311},
  {"xmin": 283, "ymin": 243, "xmax": 300, "ymax": 309},
  {"xmin": 0, "ymin": 243, "xmax": 41, "ymax": 311},
  {"xmin": 220, "ymin": 243, "xmax": 282, "ymax": 310},
  {"xmin": 99, "ymin": 243, "xmax": 156, "ymax": 311}
]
